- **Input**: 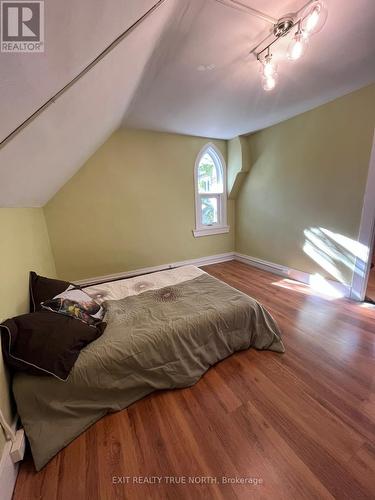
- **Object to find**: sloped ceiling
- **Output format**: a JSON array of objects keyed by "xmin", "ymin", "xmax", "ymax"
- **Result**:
[
  {"xmin": 0, "ymin": 0, "xmax": 375, "ymax": 207},
  {"xmin": 0, "ymin": 0, "xmax": 177, "ymax": 206}
]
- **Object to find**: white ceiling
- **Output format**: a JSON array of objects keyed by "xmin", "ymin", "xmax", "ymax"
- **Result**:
[
  {"xmin": 124, "ymin": 0, "xmax": 375, "ymax": 137},
  {"xmin": 0, "ymin": 0, "xmax": 374, "ymax": 206}
]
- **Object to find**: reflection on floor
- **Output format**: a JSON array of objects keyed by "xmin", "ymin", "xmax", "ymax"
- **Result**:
[{"xmin": 366, "ymin": 264, "xmax": 375, "ymax": 302}]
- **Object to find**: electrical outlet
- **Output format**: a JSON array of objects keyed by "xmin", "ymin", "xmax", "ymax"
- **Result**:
[{"xmin": 10, "ymin": 429, "xmax": 25, "ymax": 463}]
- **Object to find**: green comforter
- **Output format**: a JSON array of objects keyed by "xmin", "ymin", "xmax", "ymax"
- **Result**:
[{"xmin": 13, "ymin": 273, "xmax": 284, "ymax": 470}]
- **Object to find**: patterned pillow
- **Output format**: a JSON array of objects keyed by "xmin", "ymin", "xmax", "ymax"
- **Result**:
[{"xmin": 41, "ymin": 286, "xmax": 105, "ymax": 327}]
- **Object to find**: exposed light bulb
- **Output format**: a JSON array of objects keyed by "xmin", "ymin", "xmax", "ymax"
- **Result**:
[
  {"xmin": 262, "ymin": 55, "xmax": 277, "ymax": 78},
  {"xmin": 259, "ymin": 52, "xmax": 278, "ymax": 92},
  {"xmin": 262, "ymin": 74, "xmax": 277, "ymax": 92},
  {"xmin": 305, "ymin": 6, "xmax": 320, "ymax": 33},
  {"xmin": 287, "ymin": 31, "xmax": 308, "ymax": 61},
  {"xmin": 301, "ymin": 1, "xmax": 328, "ymax": 35}
]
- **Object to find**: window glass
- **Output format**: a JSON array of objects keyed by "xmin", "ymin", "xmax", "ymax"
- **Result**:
[
  {"xmin": 198, "ymin": 153, "xmax": 223, "ymax": 194},
  {"xmin": 201, "ymin": 197, "xmax": 218, "ymax": 225}
]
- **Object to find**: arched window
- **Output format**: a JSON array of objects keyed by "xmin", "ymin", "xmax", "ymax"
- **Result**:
[{"xmin": 193, "ymin": 143, "xmax": 229, "ymax": 237}]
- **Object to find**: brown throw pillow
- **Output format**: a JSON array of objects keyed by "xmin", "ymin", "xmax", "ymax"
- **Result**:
[
  {"xmin": 29, "ymin": 272, "xmax": 73, "ymax": 313},
  {"xmin": 0, "ymin": 311, "xmax": 106, "ymax": 381}
]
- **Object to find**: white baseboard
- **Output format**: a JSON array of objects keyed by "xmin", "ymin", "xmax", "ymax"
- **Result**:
[
  {"xmin": 0, "ymin": 420, "xmax": 19, "ymax": 500},
  {"xmin": 76, "ymin": 250, "xmax": 352, "ymax": 299},
  {"xmin": 76, "ymin": 252, "xmax": 235, "ymax": 286},
  {"xmin": 234, "ymin": 252, "xmax": 352, "ymax": 298},
  {"xmin": 234, "ymin": 253, "xmax": 289, "ymax": 277}
]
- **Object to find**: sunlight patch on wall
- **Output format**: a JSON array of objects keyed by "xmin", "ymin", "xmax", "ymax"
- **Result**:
[
  {"xmin": 319, "ymin": 228, "xmax": 368, "ymax": 262},
  {"xmin": 303, "ymin": 237, "xmax": 345, "ymax": 283},
  {"xmin": 303, "ymin": 227, "xmax": 370, "ymax": 284}
]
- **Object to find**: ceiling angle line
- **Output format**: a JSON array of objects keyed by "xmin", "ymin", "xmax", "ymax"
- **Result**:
[
  {"xmin": 213, "ymin": 0, "xmax": 277, "ymax": 25},
  {"xmin": 0, "ymin": 0, "xmax": 169, "ymax": 151}
]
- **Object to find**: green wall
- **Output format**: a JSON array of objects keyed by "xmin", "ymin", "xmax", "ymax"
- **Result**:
[
  {"xmin": 45, "ymin": 129, "xmax": 235, "ymax": 281},
  {"xmin": 227, "ymin": 136, "xmax": 252, "ymax": 199},
  {"xmin": 236, "ymin": 84, "xmax": 375, "ymax": 285},
  {"xmin": 0, "ymin": 208, "xmax": 56, "ymax": 455}
]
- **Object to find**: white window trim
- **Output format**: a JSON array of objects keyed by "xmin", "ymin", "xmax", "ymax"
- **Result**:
[{"xmin": 193, "ymin": 142, "xmax": 229, "ymax": 238}]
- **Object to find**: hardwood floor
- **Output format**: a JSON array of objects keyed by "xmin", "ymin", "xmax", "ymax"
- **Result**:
[{"xmin": 13, "ymin": 261, "xmax": 375, "ymax": 500}]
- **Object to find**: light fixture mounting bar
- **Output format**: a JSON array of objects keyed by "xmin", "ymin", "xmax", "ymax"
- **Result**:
[
  {"xmin": 255, "ymin": 20, "xmax": 298, "ymax": 61},
  {"xmin": 213, "ymin": 0, "xmax": 277, "ymax": 24},
  {"xmin": 249, "ymin": 0, "xmax": 319, "ymax": 57}
]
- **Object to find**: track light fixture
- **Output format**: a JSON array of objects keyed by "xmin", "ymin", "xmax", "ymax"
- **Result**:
[{"xmin": 252, "ymin": 0, "xmax": 328, "ymax": 92}]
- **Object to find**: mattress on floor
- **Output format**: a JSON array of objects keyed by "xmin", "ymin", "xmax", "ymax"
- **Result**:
[{"xmin": 13, "ymin": 266, "xmax": 284, "ymax": 471}]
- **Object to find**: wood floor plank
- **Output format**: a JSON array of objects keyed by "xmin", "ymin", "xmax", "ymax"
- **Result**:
[
  {"xmin": 234, "ymin": 402, "xmax": 335, "ymax": 500},
  {"xmin": 236, "ymin": 355, "xmax": 365, "ymax": 462},
  {"xmin": 191, "ymin": 375, "xmax": 332, "ymax": 500},
  {"xmin": 13, "ymin": 261, "xmax": 375, "ymax": 499}
]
